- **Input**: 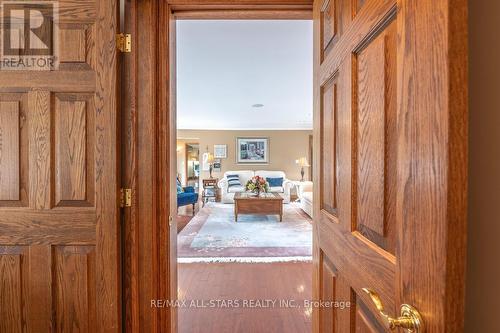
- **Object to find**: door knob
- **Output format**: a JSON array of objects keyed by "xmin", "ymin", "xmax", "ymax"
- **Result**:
[{"xmin": 362, "ymin": 288, "xmax": 424, "ymax": 332}]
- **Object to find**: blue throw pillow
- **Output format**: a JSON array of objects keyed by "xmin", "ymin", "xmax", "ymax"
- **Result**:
[
  {"xmin": 227, "ymin": 174, "xmax": 241, "ymax": 187},
  {"xmin": 177, "ymin": 184, "xmax": 184, "ymax": 193},
  {"xmin": 266, "ymin": 177, "xmax": 284, "ymax": 187}
]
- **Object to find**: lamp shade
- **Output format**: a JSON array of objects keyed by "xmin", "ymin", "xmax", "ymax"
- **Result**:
[
  {"xmin": 296, "ymin": 157, "xmax": 310, "ymax": 167},
  {"xmin": 207, "ymin": 152, "xmax": 215, "ymax": 164}
]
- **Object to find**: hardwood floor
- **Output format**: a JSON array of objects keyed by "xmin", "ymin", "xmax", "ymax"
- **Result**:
[
  {"xmin": 177, "ymin": 200, "xmax": 201, "ymax": 232},
  {"xmin": 178, "ymin": 262, "xmax": 312, "ymax": 333}
]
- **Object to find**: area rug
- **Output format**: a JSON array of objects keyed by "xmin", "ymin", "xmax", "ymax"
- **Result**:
[{"xmin": 177, "ymin": 202, "xmax": 312, "ymax": 263}]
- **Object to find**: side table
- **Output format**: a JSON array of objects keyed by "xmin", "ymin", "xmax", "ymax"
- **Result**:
[{"xmin": 202, "ymin": 178, "xmax": 219, "ymax": 207}]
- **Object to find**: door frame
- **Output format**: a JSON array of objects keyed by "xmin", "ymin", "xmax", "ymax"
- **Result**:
[
  {"xmin": 123, "ymin": 0, "xmax": 468, "ymax": 332},
  {"xmin": 123, "ymin": 1, "xmax": 314, "ymax": 332},
  {"xmin": 184, "ymin": 142, "xmax": 200, "ymax": 185}
]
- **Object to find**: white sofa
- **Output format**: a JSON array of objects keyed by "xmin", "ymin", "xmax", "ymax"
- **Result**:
[
  {"xmin": 218, "ymin": 170, "xmax": 293, "ymax": 204},
  {"xmin": 297, "ymin": 181, "xmax": 313, "ymax": 218}
]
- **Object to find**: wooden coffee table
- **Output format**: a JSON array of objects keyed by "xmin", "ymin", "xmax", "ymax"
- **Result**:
[{"xmin": 234, "ymin": 192, "xmax": 284, "ymax": 222}]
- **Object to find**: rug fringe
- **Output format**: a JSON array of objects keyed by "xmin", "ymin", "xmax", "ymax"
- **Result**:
[{"xmin": 178, "ymin": 256, "xmax": 312, "ymax": 263}]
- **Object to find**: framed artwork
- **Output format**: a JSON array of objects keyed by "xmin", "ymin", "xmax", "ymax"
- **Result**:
[
  {"xmin": 236, "ymin": 137, "xmax": 269, "ymax": 164},
  {"xmin": 213, "ymin": 158, "xmax": 222, "ymax": 172},
  {"xmin": 214, "ymin": 144, "xmax": 227, "ymax": 158}
]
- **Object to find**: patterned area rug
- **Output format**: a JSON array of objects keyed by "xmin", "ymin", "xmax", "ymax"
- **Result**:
[{"xmin": 177, "ymin": 202, "xmax": 312, "ymax": 263}]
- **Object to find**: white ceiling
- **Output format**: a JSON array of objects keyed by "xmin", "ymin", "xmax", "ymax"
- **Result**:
[{"xmin": 176, "ymin": 20, "xmax": 313, "ymax": 130}]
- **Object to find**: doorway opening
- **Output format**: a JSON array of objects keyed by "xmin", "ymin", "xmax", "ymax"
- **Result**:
[{"xmin": 174, "ymin": 19, "xmax": 314, "ymax": 332}]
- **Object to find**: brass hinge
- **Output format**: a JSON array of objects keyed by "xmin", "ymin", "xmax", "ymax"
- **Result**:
[
  {"xmin": 116, "ymin": 33, "xmax": 131, "ymax": 53},
  {"xmin": 120, "ymin": 188, "xmax": 132, "ymax": 207}
]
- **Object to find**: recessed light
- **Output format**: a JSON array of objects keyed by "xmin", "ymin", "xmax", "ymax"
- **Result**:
[{"xmin": 251, "ymin": 104, "xmax": 264, "ymax": 108}]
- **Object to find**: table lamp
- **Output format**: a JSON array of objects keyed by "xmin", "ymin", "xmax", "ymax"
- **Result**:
[
  {"xmin": 207, "ymin": 152, "xmax": 215, "ymax": 178},
  {"xmin": 296, "ymin": 157, "xmax": 310, "ymax": 182}
]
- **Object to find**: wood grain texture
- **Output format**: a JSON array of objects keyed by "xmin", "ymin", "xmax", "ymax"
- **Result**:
[
  {"xmin": 396, "ymin": 0, "xmax": 468, "ymax": 332},
  {"xmin": 178, "ymin": 262, "xmax": 312, "ymax": 333},
  {"xmin": 167, "ymin": 5, "xmax": 179, "ymax": 332},
  {"xmin": 321, "ymin": 0, "xmax": 336, "ymax": 51},
  {"xmin": 57, "ymin": 0, "xmax": 97, "ymax": 21},
  {"xmin": 59, "ymin": 27, "xmax": 86, "ymax": 63},
  {"xmin": 27, "ymin": 245, "xmax": 53, "ymax": 332},
  {"xmin": 0, "ymin": 209, "xmax": 96, "ymax": 244},
  {"xmin": 320, "ymin": 78, "xmax": 337, "ymax": 215},
  {"xmin": 320, "ymin": 255, "xmax": 336, "ymax": 332},
  {"xmin": 93, "ymin": 0, "xmax": 120, "ymax": 330},
  {"xmin": 0, "ymin": 0, "xmax": 120, "ymax": 331},
  {"xmin": 321, "ymin": 0, "xmax": 350, "ymax": 61},
  {"xmin": 234, "ymin": 192, "xmax": 284, "ymax": 221},
  {"xmin": 314, "ymin": 0, "xmax": 398, "ymax": 331},
  {"xmin": 355, "ymin": 300, "xmax": 384, "ymax": 333},
  {"xmin": 121, "ymin": 0, "xmax": 164, "ymax": 332},
  {"xmin": 0, "ymin": 253, "xmax": 24, "ymax": 332},
  {"xmin": 318, "ymin": 0, "xmax": 396, "ymax": 86},
  {"xmin": 354, "ymin": 0, "xmax": 366, "ymax": 15},
  {"xmin": 0, "ymin": 101, "xmax": 20, "ymax": 201},
  {"xmin": 314, "ymin": 0, "xmax": 467, "ymax": 332},
  {"xmin": 58, "ymin": 22, "xmax": 96, "ymax": 72},
  {"xmin": 167, "ymin": 0, "xmax": 312, "ymax": 6},
  {"xmin": 54, "ymin": 246, "xmax": 97, "ymax": 332},
  {"xmin": 0, "ymin": 93, "xmax": 29, "ymax": 207},
  {"xmin": 121, "ymin": 0, "xmax": 140, "ymax": 331},
  {"xmin": 174, "ymin": 9, "xmax": 311, "ymax": 19},
  {"xmin": 0, "ymin": 71, "xmax": 96, "ymax": 92},
  {"xmin": 356, "ymin": 34, "xmax": 385, "ymax": 237},
  {"xmin": 312, "ymin": 1, "xmax": 323, "ymax": 331},
  {"xmin": 354, "ymin": 20, "xmax": 396, "ymax": 253},
  {"xmin": 28, "ymin": 90, "xmax": 52, "ymax": 210},
  {"xmin": 55, "ymin": 98, "xmax": 87, "ymax": 203}
]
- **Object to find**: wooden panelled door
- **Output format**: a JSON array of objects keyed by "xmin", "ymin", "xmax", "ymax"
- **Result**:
[
  {"xmin": 313, "ymin": 0, "xmax": 467, "ymax": 332},
  {"xmin": 0, "ymin": 0, "xmax": 121, "ymax": 331}
]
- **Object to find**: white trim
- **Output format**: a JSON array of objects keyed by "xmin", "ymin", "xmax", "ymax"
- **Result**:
[{"xmin": 178, "ymin": 256, "xmax": 312, "ymax": 263}]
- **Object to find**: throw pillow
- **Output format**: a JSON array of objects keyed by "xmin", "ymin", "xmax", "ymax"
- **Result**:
[
  {"xmin": 266, "ymin": 177, "xmax": 284, "ymax": 187},
  {"xmin": 227, "ymin": 174, "xmax": 241, "ymax": 187}
]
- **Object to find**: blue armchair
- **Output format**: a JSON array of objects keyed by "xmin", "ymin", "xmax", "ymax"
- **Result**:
[{"xmin": 177, "ymin": 180, "xmax": 199, "ymax": 214}]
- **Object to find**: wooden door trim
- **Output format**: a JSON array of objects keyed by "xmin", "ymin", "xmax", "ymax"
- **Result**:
[
  {"xmin": 396, "ymin": 1, "xmax": 468, "ymax": 332},
  {"xmin": 125, "ymin": 0, "xmax": 467, "ymax": 332},
  {"xmin": 121, "ymin": 0, "xmax": 139, "ymax": 331},
  {"xmin": 173, "ymin": 9, "xmax": 312, "ymax": 19},
  {"xmin": 122, "ymin": 0, "xmax": 162, "ymax": 332},
  {"xmin": 158, "ymin": 3, "xmax": 314, "ymax": 332},
  {"xmin": 125, "ymin": 2, "xmax": 314, "ymax": 333}
]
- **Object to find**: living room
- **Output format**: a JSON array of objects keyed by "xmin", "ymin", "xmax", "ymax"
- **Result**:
[
  {"xmin": 176, "ymin": 129, "xmax": 314, "ymax": 257},
  {"xmin": 175, "ymin": 19, "xmax": 314, "ymax": 331},
  {"xmin": 176, "ymin": 18, "xmax": 314, "ymax": 256}
]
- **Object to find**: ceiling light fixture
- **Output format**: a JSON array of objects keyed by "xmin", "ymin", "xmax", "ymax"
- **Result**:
[{"xmin": 251, "ymin": 103, "xmax": 264, "ymax": 108}]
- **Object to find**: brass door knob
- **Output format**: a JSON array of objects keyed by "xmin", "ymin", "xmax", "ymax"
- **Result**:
[{"xmin": 362, "ymin": 288, "xmax": 424, "ymax": 333}]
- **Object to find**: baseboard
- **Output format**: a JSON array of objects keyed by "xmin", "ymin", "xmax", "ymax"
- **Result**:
[{"xmin": 177, "ymin": 256, "xmax": 312, "ymax": 263}]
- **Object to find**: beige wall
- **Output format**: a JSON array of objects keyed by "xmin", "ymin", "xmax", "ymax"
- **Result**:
[
  {"xmin": 465, "ymin": 0, "xmax": 500, "ymax": 331},
  {"xmin": 177, "ymin": 130, "xmax": 312, "ymax": 185}
]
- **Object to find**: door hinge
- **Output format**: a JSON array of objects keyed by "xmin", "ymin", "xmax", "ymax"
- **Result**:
[
  {"xmin": 120, "ymin": 188, "xmax": 132, "ymax": 207},
  {"xmin": 116, "ymin": 33, "xmax": 131, "ymax": 53}
]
